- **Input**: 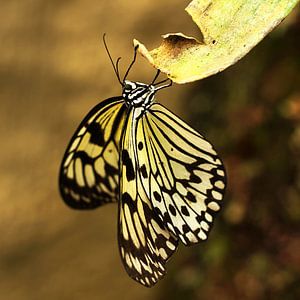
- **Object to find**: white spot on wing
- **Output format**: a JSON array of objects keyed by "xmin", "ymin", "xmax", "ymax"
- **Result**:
[
  {"xmin": 200, "ymin": 221, "xmax": 209, "ymax": 231},
  {"xmin": 217, "ymin": 169, "xmax": 225, "ymax": 176},
  {"xmin": 85, "ymin": 164, "xmax": 95, "ymax": 187},
  {"xmin": 133, "ymin": 212, "xmax": 145, "ymax": 247},
  {"xmin": 198, "ymin": 230, "xmax": 207, "ymax": 240},
  {"xmin": 125, "ymin": 253, "xmax": 132, "ymax": 268},
  {"xmin": 64, "ymin": 153, "xmax": 74, "ymax": 167},
  {"xmin": 212, "ymin": 190, "xmax": 223, "ymax": 200},
  {"xmin": 75, "ymin": 159, "xmax": 84, "ymax": 187},
  {"xmin": 166, "ymin": 240, "xmax": 176, "ymax": 251},
  {"xmin": 205, "ymin": 212, "xmax": 213, "ymax": 222},
  {"xmin": 159, "ymin": 248, "xmax": 168, "ymax": 260},
  {"xmin": 69, "ymin": 137, "xmax": 81, "ymax": 152},
  {"xmin": 215, "ymin": 180, "xmax": 225, "ymax": 190},
  {"xmin": 124, "ymin": 204, "xmax": 140, "ymax": 249},
  {"xmin": 208, "ymin": 201, "xmax": 220, "ymax": 211}
]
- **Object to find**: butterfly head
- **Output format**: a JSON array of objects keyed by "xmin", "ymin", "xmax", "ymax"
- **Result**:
[
  {"xmin": 122, "ymin": 80, "xmax": 156, "ymax": 108},
  {"xmin": 102, "ymin": 34, "xmax": 172, "ymax": 109}
]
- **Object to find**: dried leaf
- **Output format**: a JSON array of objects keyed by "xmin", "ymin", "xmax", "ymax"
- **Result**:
[{"xmin": 135, "ymin": 0, "xmax": 299, "ymax": 83}]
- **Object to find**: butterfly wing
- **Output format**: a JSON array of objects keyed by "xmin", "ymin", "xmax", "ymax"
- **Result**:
[
  {"xmin": 136, "ymin": 103, "xmax": 226, "ymax": 245},
  {"xmin": 118, "ymin": 108, "xmax": 178, "ymax": 287},
  {"xmin": 59, "ymin": 97, "xmax": 127, "ymax": 209}
]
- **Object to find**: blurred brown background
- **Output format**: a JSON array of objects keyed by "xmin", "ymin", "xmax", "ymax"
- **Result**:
[{"xmin": 0, "ymin": 1, "xmax": 299, "ymax": 299}]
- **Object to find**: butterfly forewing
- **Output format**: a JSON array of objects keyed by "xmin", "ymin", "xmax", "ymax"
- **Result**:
[
  {"xmin": 59, "ymin": 97, "xmax": 126, "ymax": 209},
  {"xmin": 136, "ymin": 103, "xmax": 226, "ymax": 245},
  {"xmin": 118, "ymin": 108, "xmax": 178, "ymax": 287}
]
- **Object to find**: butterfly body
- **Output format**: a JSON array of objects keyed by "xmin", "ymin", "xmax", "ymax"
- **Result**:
[{"xmin": 122, "ymin": 80, "xmax": 156, "ymax": 109}]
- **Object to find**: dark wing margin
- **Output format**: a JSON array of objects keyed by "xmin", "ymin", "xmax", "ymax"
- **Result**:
[
  {"xmin": 118, "ymin": 109, "xmax": 178, "ymax": 287},
  {"xmin": 136, "ymin": 103, "xmax": 227, "ymax": 245},
  {"xmin": 59, "ymin": 97, "xmax": 126, "ymax": 209}
]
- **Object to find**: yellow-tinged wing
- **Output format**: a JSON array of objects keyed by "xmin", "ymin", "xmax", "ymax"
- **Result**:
[
  {"xmin": 136, "ymin": 103, "xmax": 226, "ymax": 245},
  {"xmin": 118, "ymin": 108, "xmax": 178, "ymax": 287},
  {"xmin": 59, "ymin": 97, "xmax": 127, "ymax": 209}
]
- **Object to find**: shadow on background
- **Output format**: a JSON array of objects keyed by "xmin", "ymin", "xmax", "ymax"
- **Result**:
[{"xmin": 0, "ymin": 1, "xmax": 299, "ymax": 300}]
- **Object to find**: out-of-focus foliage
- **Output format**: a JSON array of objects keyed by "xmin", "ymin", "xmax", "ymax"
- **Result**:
[
  {"xmin": 136, "ymin": 0, "xmax": 299, "ymax": 83},
  {"xmin": 159, "ymin": 8, "xmax": 300, "ymax": 300}
]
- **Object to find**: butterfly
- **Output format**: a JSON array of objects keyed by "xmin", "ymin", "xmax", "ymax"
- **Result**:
[{"xmin": 59, "ymin": 35, "xmax": 226, "ymax": 287}]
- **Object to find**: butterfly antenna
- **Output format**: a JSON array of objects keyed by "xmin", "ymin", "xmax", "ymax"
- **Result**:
[
  {"xmin": 154, "ymin": 78, "xmax": 173, "ymax": 91},
  {"xmin": 151, "ymin": 69, "xmax": 161, "ymax": 85},
  {"xmin": 154, "ymin": 77, "xmax": 171, "ymax": 86},
  {"xmin": 103, "ymin": 33, "xmax": 123, "ymax": 86},
  {"xmin": 123, "ymin": 45, "xmax": 138, "ymax": 82},
  {"xmin": 116, "ymin": 57, "xmax": 122, "ymax": 82}
]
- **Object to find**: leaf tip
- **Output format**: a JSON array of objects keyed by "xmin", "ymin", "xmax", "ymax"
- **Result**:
[{"xmin": 133, "ymin": 39, "xmax": 154, "ymax": 65}]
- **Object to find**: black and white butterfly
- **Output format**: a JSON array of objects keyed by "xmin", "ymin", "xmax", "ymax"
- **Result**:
[{"xmin": 59, "ymin": 35, "xmax": 226, "ymax": 287}]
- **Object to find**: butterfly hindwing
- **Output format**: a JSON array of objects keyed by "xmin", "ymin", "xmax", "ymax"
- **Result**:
[
  {"xmin": 118, "ymin": 108, "xmax": 178, "ymax": 287},
  {"xmin": 59, "ymin": 97, "xmax": 127, "ymax": 209},
  {"xmin": 136, "ymin": 103, "xmax": 226, "ymax": 245}
]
